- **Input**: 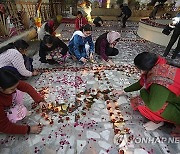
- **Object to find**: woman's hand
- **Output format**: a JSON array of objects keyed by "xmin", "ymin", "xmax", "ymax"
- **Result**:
[
  {"xmin": 109, "ymin": 43, "xmax": 115, "ymax": 48},
  {"xmin": 112, "ymin": 90, "xmax": 125, "ymax": 97},
  {"xmin": 89, "ymin": 52, "xmax": 94, "ymax": 60},
  {"xmin": 32, "ymin": 70, "xmax": 39, "ymax": 76},
  {"xmin": 80, "ymin": 57, "xmax": 88, "ymax": 63},
  {"xmin": 30, "ymin": 125, "xmax": 43, "ymax": 134},
  {"xmin": 107, "ymin": 60, "xmax": 115, "ymax": 66}
]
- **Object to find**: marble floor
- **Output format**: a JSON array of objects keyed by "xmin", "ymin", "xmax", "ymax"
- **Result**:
[{"xmin": 0, "ymin": 21, "xmax": 180, "ymax": 154}]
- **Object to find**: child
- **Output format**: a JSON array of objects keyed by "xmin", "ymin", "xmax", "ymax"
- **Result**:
[
  {"xmin": 0, "ymin": 68, "xmax": 47, "ymax": 134},
  {"xmin": 75, "ymin": 11, "xmax": 88, "ymax": 30},
  {"xmin": 0, "ymin": 40, "xmax": 38, "ymax": 78},
  {"xmin": 39, "ymin": 35, "xmax": 68, "ymax": 64},
  {"xmin": 93, "ymin": 16, "xmax": 103, "ymax": 27},
  {"xmin": 68, "ymin": 24, "xmax": 94, "ymax": 64},
  {"xmin": 95, "ymin": 31, "xmax": 120, "ymax": 66}
]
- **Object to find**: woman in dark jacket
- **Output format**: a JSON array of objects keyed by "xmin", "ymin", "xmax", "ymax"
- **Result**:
[
  {"xmin": 118, "ymin": 4, "xmax": 132, "ymax": 28},
  {"xmin": 95, "ymin": 31, "xmax": 120, "ymax": 66},
  {"xmin": 39, "ymin": 35, "xmax": 68, "ymax": 64}
]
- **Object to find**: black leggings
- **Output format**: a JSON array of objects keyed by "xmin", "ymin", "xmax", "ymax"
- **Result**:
[
  {"xmin": 122, "ymin": 14, "xmax": 131, "ymax": 27},
  {"xmin": 163, "ymin": 28, "xmax": 180, "ymax": 59},
  {"xmin": 105, "ymin": 47, "xmax": 119, "ymax": 56}
]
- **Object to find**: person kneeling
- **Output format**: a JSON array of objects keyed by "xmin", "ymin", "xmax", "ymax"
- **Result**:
[
  {"xmin": 95, "ymin": 31, "xmax": 120, "ymax": 66},
  {"xmin": 68, "ymin": 24, "xmax": 95, "ymax": 64},
  {"xmin": 113, "ymin": 52, "xmax": 180, "ymax": 136},
  {"xmin": 0, "ymin": 68, "xmax": 48, "ymax": 134},
  {"xmin": 39, "ymin": 35, "xmax": 68, "ymax": 64},
  {"xmin": 0, "ymin": 40, "xmax": 38, "ymax": 79}
]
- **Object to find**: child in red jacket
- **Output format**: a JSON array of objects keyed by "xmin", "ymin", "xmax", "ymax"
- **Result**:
[
  {"xmin": 0, "ymin": 68, "xmax": 47, "ymax": 134},
  {"xmin": 75, "ymin": 11, "xmax": 88, "ymax": 30}
]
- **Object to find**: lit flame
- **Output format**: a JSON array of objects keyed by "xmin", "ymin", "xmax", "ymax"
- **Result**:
[
  {"xmin": 55, "ymin": 33, "xmax": 61, "ymax": 37},
  {"xmin": 107, "ymin": 0, "xmax": 110, "ymax": 8}
]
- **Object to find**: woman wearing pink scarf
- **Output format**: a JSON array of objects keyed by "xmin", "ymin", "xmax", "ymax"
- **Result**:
[{"xmin": 95, "ymin": 31, "xmax": 120, "ymax": 66}]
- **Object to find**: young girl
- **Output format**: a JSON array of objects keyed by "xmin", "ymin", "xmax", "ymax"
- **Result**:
[
  {"xmin": 0, "ymin": 40, "xmax": 38, "ymax": 78},
  {"xmin": 39, "ymin": 35, "xmax": 68, "ymax": 64},
  {"xmin": 95, "ymin": 31, "xmax": 120, "ymax": 66},
  {"xmin": 0, "ymin": 68, "xmax": 47, "ymax": 134},
  {"xmin": 68, "ymin": 24, "xmax": 94, "ymax": 64}
]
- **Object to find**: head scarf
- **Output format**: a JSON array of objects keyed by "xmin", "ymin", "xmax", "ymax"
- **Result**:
[{"xmin": 107, "ymin": 31, "xmax": 120, "ymax": 44}]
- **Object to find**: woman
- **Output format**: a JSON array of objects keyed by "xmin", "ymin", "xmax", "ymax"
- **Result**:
[
  {"xmin": 68, "ymin": 24, "xmax": 94, "ymax": 64},
  {"xmin": 39, "ymin": 35, "xmax": 68, "ymax": 64},
  {"xmin": 38, "ymin": 19, "xmax": 56, "ymax": 41},
  {"xmin": 113, "ymin": 52, "xmax": 180, "ymax": 136},
  {"xmin": 0, "ymin": 68, "xmax": 47, "ymax": 134},
  {"xmin": 0, "ymin": 40, "xmax": 38, "ymax": 78},
  {"xmin": 95, "ymin": 31, "xmax": 120, "ymax": 66}
]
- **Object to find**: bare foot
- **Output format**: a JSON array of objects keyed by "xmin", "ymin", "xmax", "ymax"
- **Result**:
[{"xmin": 143, "ymin": 121, "xmax": 164, "ymax": 131}]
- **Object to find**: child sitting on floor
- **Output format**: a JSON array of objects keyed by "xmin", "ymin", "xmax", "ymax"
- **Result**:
[
  {"xmin": 0, "ymin": 40, "xmax": 38, "ymax": 78},
  {"xmin": 68, "ymin": 24, "xmax": 94, "ymax": 64},
  {"xmin": 0, "ymin": 68, "xmax": 47, "ymax": 134},
  {"xmin": 39, "ymin": 35, "xmax": 68, "ymax": 64}
]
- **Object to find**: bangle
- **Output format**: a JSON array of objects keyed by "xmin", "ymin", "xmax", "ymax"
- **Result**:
[{"xmin": 27, "ymin": 125, "xmax": 31, "ymax": 134}]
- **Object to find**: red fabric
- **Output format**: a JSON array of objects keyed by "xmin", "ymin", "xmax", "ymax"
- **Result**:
[
  {"xmin": 130, "ymin": 96, "xmax": 169, "ymax": 122},
  {"xmin": 140, "ymin": 56, "xmax": 180, "ymax": 96},
  {"xmin": 0, "ymin": 81, "xmax": 43, "ymax": 134},
  {"xmin": 61, "ymin": 18, "xmax": 76, "ymax": 24},
  {"xmin": 75, "ymin": 17, "xmax": 88, "ymax": 30},
  {"xmin": 130, "ymin": 96, "xmax": 145, "ymax": 111},
  {"xmin": 155, "ymin": 56, "xmax": 167, "ymax": 64},
  {"xmin": 47, "ymin": 20, "xmax": 54, "ymax": 28},
  {"xmin": 138, "ymin": 106, "xmax": 169, "ymax": 122}
]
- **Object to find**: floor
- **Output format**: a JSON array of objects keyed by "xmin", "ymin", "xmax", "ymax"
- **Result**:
[{"xmin": 0, "ymin": 21, "xmax": 180, "ymax": 154}]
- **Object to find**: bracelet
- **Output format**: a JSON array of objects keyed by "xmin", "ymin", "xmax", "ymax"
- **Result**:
[{"xmin": 27, "ymin": 125, "xmax": 31, "ymax": 134}]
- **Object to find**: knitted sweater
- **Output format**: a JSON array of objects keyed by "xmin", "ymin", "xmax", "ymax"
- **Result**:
[
  {"xmin": 0, "ymin": 49, "xmax": 32, "ymax": 77},
  {"xmin": 0, "ymin": 81, "xmax": 43, "ymax": 134}
]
